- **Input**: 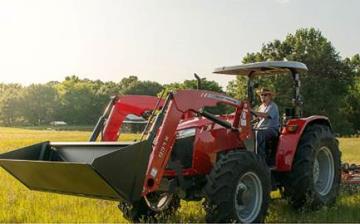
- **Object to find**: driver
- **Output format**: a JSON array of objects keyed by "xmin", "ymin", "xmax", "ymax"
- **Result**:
[{"xmin": 251, "ymin": 88, "xmax": 280, "ymax": 162}]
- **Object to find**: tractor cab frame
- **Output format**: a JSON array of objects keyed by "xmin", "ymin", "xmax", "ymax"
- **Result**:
[{"xmin": 214, "ymin": 61, "xmax": 308, "ymax": 119}]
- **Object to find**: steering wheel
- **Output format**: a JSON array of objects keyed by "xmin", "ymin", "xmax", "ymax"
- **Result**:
[
  {"xmin": 250, "ymin": 110, "xmax": 260, "ymax": 126},
  {"xmin": 250, "ymin": 110, "xmax": 258, "ymax": 117}
]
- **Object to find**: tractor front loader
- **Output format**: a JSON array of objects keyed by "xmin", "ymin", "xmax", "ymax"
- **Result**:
[
  {"xmin": 0, "ymin": 89, "xmax": 271, "ymax": 222},
  {"xmin": 0, "ymin": 95, "xmax": 165, "ymax": 203}
]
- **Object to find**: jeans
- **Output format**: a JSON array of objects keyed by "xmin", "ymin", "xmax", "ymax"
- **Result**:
[{"xmin": 255, "ymin": 128, "xmax": 279, "ymax": 161}]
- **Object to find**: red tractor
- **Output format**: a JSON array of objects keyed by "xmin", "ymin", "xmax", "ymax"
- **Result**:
[{"xmin": 0, "ymin": 61, "xmax": 341, "ymax": 223}]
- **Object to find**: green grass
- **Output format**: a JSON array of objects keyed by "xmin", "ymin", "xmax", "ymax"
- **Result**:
[
  {"xmin": 17, "ymin": 125, "xmax": 95, "ymax": 131},
  {"xmin": 0, "ymin": 127, "xmax": 360, "ymax": 222}
]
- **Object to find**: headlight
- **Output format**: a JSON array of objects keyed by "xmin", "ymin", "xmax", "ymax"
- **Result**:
[{"xmin": 176, "ymin": 128, "xmax": 196, "ymax": 139}]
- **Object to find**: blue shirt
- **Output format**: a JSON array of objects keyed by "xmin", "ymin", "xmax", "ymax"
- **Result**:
[{"xmin": 256, "ymin": 101, "xmax": 280, "ymax": 130}]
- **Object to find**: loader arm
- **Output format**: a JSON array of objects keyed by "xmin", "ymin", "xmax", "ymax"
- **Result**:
[
  {"xmin": 101, "ymin": 95, "xmax": 164, "ymax": 141},
  {"xmin": 143, "ymin": 90, "xmax": 243, "ymax": 195}
]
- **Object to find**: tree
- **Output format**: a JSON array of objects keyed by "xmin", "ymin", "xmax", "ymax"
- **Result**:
[
  {"xmin": 123, "ymin": 80, "xmax": 163, "ymax": 96},
  {"xmin": 115, "ymin": 75, "xmax": 163, "ymax": 96},
  {"xmin": 164, "ymin": 78, "xmax": 223, "ymax": 94},
  {"xmin": 343, "ymin": 54, "xmax": 360, "ymax": 133},
  {"xmin": 118, "ymin": 76, "xmax": 138, "ymax": 92},
  {"xmin": 227, "ymin": 28, "xmax": 356, "ymax": 134},
  {"xmin": 20, "ymin": 84, "xmax": 59, "ymax": 125},
  {"xmin": 0, "ymin": 84, "xmax": 23, "ymax": 126},
  {"xmin": 55, "ymin": 76, "xmax": 107, "ymax": 125}
]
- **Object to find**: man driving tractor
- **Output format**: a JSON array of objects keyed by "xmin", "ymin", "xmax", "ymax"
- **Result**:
[{"xmin": 251, "ymin": 88, "xmax": 280, "ymax": 162}]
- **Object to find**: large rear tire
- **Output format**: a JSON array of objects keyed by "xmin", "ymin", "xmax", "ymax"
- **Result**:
[
  {"xmin": 283, "ymin": 124, "xmax": 341, "ymax": 209},
  {"xmin": 203, "ymin": 150, "xmax": 271, "ymax": 223},
  {"xmin": 118, "ymin": 192, "xmax": 180, "ymax": 222}
]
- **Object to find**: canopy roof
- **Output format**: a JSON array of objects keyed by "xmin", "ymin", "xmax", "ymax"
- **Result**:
[{"xmin": 213, "ymin": 61, "xmax": 308, "ymax": 76}]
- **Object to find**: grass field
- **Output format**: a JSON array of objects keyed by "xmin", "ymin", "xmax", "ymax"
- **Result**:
[{"xmin": 1, "ymin": 127, "xmax": 360, "ymax": 222}]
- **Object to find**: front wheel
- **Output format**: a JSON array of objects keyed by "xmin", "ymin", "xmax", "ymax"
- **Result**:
[
  {"xmin": 118, "ymin": 192, "xmax": 180, "ymax": 222},
  {"xmin": 203, "ymin": 150, "xmax": 271, "ymax": 223}
]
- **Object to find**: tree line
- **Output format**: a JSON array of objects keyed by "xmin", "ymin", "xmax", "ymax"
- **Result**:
[
  {"xmin": 0, "ymin": 74, "xmax": 222, "ymax": 127},
  {"xmin": 0, "ymin": 28, "xmax": 359, "ymax": 135}
]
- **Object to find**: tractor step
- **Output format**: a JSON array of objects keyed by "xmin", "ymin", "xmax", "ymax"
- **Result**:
[
  {"xmin": 269, "ymin": 166, "xmax": 277, "ymax": 171},
  {"xmin": 0, "ymin": 140, "xmax": 153, "ymax": 203}
]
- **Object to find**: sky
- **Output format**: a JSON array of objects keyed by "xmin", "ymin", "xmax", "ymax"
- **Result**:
[{"xmin": 0, "ymin": 0, "xmax": 359, "ymax": 88}]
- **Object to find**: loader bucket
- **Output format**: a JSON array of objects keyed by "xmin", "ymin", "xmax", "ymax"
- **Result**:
[{"xmin": 0, "ymin": 140, "xmax": 152, "ymax": 203}]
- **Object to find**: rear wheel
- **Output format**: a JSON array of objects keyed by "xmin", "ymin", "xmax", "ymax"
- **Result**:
[
  {"xmin": 283, "ymin": 124, "xmax": 341, "ymax": 209},
  {"xmin": 118, "ymin": 192, "xmax": 180, "ymax": 222},
  {"xmin": 203, "ymin": 150, "xmax": 271, "ymax": 223}
]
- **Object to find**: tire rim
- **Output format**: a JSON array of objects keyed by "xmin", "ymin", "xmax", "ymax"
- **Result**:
[
  {"xmin": 313, "ymin": 146, "xmax": 335, "ymax": 196},
  {"xmin": 234, "ymin": 171, "xmax": 263, "ymax": 223},
  {"xmin": 144, "ymin": 192, "xmax": 173, "ymax": 212}
]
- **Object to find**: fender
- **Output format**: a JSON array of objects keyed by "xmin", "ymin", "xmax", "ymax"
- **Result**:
[{"xmin": 275, "ymin": 115, "xmax": 331, "ymax": 172}]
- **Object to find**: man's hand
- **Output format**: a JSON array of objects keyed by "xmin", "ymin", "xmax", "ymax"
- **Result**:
[{"xmin": 250, "ymin": 109, "xmax": 270, "ymax": 119}]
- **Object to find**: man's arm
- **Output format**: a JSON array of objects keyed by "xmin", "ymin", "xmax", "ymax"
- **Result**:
[{"xmin": 251, "ymin": 110, "xmax": 270, "ymax": 118}]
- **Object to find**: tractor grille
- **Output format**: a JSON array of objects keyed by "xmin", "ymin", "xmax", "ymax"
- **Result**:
[{"xmin": 170, "ymin": 136, "xmax": 195, "ymax": 169}]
